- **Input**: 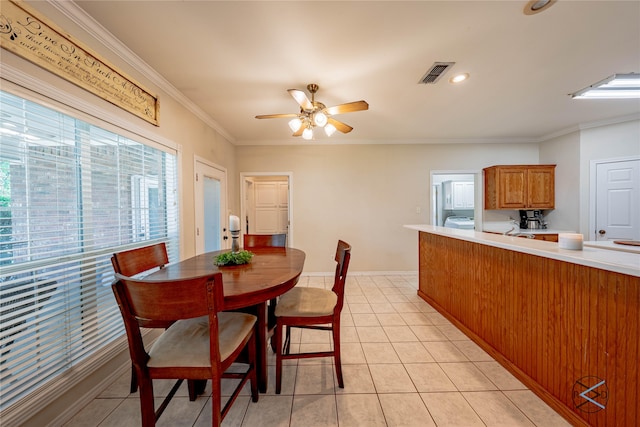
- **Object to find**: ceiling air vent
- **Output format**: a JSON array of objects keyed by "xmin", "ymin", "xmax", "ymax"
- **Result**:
[{"xmin": 419, "ymin": 62, "xmax": 455, "ymax": 84}]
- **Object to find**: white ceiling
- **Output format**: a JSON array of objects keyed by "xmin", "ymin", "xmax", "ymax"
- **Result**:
[{"xmin": 72, "ymin": 0, "xmax": 640, "ymax": 145}]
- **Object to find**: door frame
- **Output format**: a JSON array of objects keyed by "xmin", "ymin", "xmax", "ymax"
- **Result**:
[
  {"xmin": 430, "ymin": 170, "xmax": 483, "ymax": 228},
  {"xmin": 194, "ymin": 157, "xmax": 229, "ymax": 254},
  {"xmin": 589, "ymin": 155, "xmax": 640, "ymax": 241},
  {"xmin": 240, "ymin": 172, "xmax": 293, "ymax": 246}
]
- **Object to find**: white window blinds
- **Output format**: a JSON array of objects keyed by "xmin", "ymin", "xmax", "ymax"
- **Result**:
[{"xmin": 0, "ymin": 90, "xmax": 179, "ymax": 411}]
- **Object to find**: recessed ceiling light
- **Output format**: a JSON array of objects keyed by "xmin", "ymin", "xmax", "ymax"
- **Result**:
[
  {"xmin": 523, "ymin": 0, "xmax": 556, "ymax": 15},
  {"xmin": 449, "ymin": 73, "xmax": 469, "ymax": 84},
  {"xmin": 571, "ymin": 73, "xmax": 640, "ymax": 99}
]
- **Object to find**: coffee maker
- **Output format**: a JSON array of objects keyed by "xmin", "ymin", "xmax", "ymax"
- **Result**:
[{"xmin": 519, "ymin": 210, "xmax": 546, "ymax": 229}]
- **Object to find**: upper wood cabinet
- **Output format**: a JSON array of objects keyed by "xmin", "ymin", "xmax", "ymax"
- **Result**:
[{"xmin": 483, "ymin": 165, "xmax": 555, "ymax": 209}]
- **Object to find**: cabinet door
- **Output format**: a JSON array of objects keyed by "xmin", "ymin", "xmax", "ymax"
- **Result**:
[
  {"xmin": 527, "ymin": 166, "xmax": 555, "ymax": 208},
  {"xmin": 452, "ymin": 182, "xmax": 475, "ymax": 209},
  {"xmin": 443, "ymin": 181, "xmax": 453, "ymax": 210},
  {"xmin": 484, "ymin": 165, "xmax": 555, "ymax": 210},
  {"xmin": 452, "ymin": 182, "xmax": 465, "ymax": 209},
  {"xmin": 533, "ymin": 234, "xmax": 558, "ymax": 242},
  {"xmin": 462, "ymin": 182, "xmax": 475, "ymax": 208},
  {"xmin": 498, "ymin": 168, "xmax": 527, "ymax": 208}
]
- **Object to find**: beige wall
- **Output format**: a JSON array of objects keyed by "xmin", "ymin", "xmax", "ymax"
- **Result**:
[
  {"xmin": 236, "ymin": 143, "xmax": 539, "ymax": 272},
  {"xmin": 539, "ymin": 131, "xmax": 581, "ymax": 232},
  {"xmin": 540, "ymin": 119, "xmax": 640, "ymax": 236},
  {"xmin": 578, "ymin": 119, "xmax": 640, "ymax": 236}
]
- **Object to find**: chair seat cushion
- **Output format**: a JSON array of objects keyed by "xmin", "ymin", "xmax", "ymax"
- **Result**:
[
  {"xmin": 275, "ymin": 287, "xmax": 337, "ymax": 317},
  {"xmin": 147, "ymin": 312, "xmax": 256, "ymax": 368}
]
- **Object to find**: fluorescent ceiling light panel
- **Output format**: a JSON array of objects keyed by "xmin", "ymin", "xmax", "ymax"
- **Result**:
[{"xmin": 571, "ymin": 73, "xmax": 640, "ymax": 99}]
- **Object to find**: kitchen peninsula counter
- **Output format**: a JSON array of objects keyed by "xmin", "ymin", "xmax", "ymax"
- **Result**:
[
  {"xmin": 405, "ymin": 225, "xmax": 640, "ymax": 277},
  {"xmin": 405, "ymin": 225, "xmax": 639, "ymax": 427}
]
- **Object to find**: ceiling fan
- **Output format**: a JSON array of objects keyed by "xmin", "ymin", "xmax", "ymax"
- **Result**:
[{"xmin": 255, "ymin": 83, "xmax": 369, "ymax": 139}]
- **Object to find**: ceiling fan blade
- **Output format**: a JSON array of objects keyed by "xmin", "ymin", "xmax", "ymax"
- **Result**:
[
  {"xmin": 255, "ymin": 113, "xmax": 300, "ymax": 119},
  {"xmin": 327, "ymin": 117, "xmax": 353, "ymax": 134},
  {"xmin": 288, "ymin": 89, "xmax": 314, "ymax": 110},
  {"xmin": 324, "ymin": 100, "xmax": 369, "ymax": 116},
  {"xmin": 292, "ymin": 126, "xmax": 305, "ymax": 137}
]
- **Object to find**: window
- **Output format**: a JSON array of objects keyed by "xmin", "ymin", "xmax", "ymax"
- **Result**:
[{"xmin": 0, "ymin": 90, "xmax": 179, "ymax": 411}]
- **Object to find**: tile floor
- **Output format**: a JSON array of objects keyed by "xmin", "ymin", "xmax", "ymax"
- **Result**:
[{"xmin": 64, "ymin": 274, "xmax": 571, "ymax": 427}]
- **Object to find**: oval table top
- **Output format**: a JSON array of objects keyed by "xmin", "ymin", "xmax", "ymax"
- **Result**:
[{"xmin": 148, "ymin": 247, "xmax": 306, "ymax": 310}]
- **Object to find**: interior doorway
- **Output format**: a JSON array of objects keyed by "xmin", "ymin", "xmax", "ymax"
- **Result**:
[
  {"xmin": 194, "ymin": 158, "xmax": 228, "ymax": 255},
  {"xmin": 240, "ymin": 172, "xmax": 293, "ymax": 246},
  {"xmin": 430, "ymin": 171, "xmax": 482, "ymax": 229}
]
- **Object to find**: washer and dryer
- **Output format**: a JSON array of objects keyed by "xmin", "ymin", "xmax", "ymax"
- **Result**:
[{"xmin": 443, "ymin": 216, "xmax": 475, "ymax": 229}]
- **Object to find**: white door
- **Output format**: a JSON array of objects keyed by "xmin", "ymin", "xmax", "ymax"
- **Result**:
[
  {"xmin": 595, "ymin": 159, "xmax": 640, "ymax": 241},
  {"xmin": 253, "ymin": 181, "xmax": 289, "ymax": 234},
  {"xmin": 195, "ymin": 160, "xmax": 228, "ymax": 254},
  {"xmin": 240, "ymin": 173, "xmax": 293, "ymax": 246}
]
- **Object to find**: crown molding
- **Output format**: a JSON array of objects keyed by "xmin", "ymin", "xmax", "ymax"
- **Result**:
[
  {"xmin": 577, "ymin": 113, "xmax": 640, "ymax": 131},
  {"xmin": 538, "ymin": 113, "xmax": 640, "ymax": 142},
  {"xmin": 48, "ymin": 0, "xmax": 235, "ymax": 143},
  {"xmin": 0, "ymin": 61, "xmax": 181, "ymax": 153}
]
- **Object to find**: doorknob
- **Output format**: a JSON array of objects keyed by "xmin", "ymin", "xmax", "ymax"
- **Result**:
[{"xmin": 598, "ymin": 229, "xmax": 606, "ymax": 235}]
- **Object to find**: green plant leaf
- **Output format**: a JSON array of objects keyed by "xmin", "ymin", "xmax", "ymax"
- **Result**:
[{"xmin": 213, "ymin": 250, "xmax": 254, "ymax": 266}]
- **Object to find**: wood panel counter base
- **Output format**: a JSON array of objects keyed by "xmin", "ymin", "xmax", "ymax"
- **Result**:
[
  {"xmin": 417, "ymin": 290, "xmax": 588, "ymax": 427},
  {"xmin": 417, "ymin": 231, "xmax": 638, "ymax": 427}
]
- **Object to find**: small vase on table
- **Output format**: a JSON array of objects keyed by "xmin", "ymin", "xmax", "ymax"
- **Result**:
[{"xmin": 230, "ymin": 215, "xmax": 241, "ymax": 253}]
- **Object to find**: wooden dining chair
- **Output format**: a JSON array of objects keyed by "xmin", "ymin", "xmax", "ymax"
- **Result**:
[
  {"xmin": 274, "ymin": 240, "xmax": 351, "ymax": 394},
  {"xmin": 112, "ymin": 272, "xmax": 258, "ymax": 427},
  {"xmin": 111, "ymin": 242, "xmax": 169, "ymax": 278},
  {"xmin": 243, "ymin": 233, "xmax": 287, "ymax": 352},
  {"xmin": 243, "ymin": 233, "xmax": 287, "ymax": 248},
  {"xmin": 111, "ymin": 243, "xmax": 170, "ymax": 394}
]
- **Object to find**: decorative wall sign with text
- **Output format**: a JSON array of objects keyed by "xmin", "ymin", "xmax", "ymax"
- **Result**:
[{"xmin": 0, "ymin": 0, "xmax": 159, "ymax": 126}]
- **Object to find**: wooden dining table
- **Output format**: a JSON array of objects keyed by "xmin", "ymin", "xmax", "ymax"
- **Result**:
[{"xmin": 147, "ymin": 246, "xmax": 305, "ymax": 393}]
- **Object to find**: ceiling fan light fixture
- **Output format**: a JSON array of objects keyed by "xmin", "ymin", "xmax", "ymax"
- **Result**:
[
  {"xmin": 288, "ymin": 117, "xmax": 302, "ymax": 132},
  {"xmin": 524, "ymin": 0, "xmax": 556, "ymax": 15},
  {"xmin": 302, "ymin": 127, "xmax": 313, "ymax": 140},
  {"xmin": 256, "ymin": 83, "xmax": 368, "ymax": 139},
  {"xmin": 324, "ymin": 123, "xmax": 337, "ymax": 137},
  {"xmin": 313, "ymin": 111, "xmax": 328, "ymax": 127}
]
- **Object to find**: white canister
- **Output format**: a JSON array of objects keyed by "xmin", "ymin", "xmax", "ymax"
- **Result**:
[{"xmin": 558, "ymin": 233, "xmax": 584, "ymax": 250}]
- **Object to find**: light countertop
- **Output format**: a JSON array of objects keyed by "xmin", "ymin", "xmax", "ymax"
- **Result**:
[
  {"xmin": 405, "ymin": 224, "xmax": 640, "ymax": 277},
  {"xmin": 584, "ymin": 240, "xmax": 640, "ymax": 254}
]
